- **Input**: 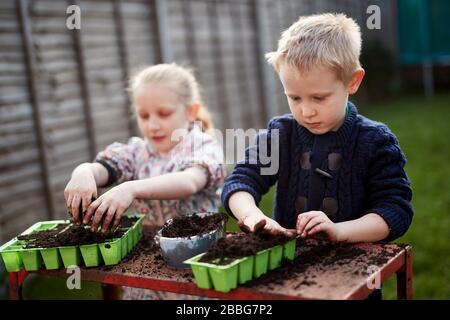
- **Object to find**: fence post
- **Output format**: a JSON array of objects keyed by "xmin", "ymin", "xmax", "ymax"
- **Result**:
[
  {"xmin": 17, "ymin": 0, "xmax": 55, "ymax": 220},
  {"xmin": 251, "ymin": 0, "xmax": 276, "ymax": 123},
  {"xmin": 181, "ymin": 0, "xmax": 198, "ymax": 66},
  {"xmin": 229, "ymin": 2, "xmax": 253, "ymax": 129},
  {"xmin": 153, "ymin": 0, "xmax": 173, "ymax": 63},
  {"xmin": 69, "ymin": 0, "xmax": 97, "ymax": 159},
  {"xmin": 113, "ymin": 0, "xmax": 137, "ymax": 137},
  {"xmin": 206, "ymin": 0, "xmax": 231, "ymax": 131}
]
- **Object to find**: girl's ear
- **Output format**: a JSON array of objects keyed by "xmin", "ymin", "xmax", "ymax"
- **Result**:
[
  {"xmin": 347, "ymin": 69, "xmax": 365, "ymax": 95},
  {"xmin": 187, "ymin": 103, "xmax": 201, "ymax": 122}
]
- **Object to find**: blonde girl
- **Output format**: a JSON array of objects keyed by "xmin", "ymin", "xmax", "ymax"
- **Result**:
[{"xmin": 64, "ymin": 64, "xmax": 226, "ymax": 299}]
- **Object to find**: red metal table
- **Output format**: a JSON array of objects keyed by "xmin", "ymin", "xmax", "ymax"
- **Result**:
[{"xmin": 8, "ymin": 234, "xmax": 413, "ymax": 300}]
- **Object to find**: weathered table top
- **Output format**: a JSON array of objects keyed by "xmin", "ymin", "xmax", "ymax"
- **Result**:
[{"xmin": 31, "ymin": 227, "xmax": 411, "ymax": 300}]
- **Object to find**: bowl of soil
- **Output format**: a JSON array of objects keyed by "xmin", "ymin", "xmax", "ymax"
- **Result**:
[{"xmin": 154, "ymin": 212, "xmax": 227, "ymax": 269}]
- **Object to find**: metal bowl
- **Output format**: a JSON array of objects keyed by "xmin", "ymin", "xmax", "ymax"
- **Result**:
[{"xmin": 154, "ymin": 212, "xmax": 226, "ymax": 269}]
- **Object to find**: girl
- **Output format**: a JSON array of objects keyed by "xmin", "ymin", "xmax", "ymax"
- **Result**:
[{"xmin": 64, "ymin": 63, "xmax": 226, "ymax": 299}]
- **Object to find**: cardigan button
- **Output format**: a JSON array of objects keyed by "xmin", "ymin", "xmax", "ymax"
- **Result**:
[
  {"xmin": 328, "ymin": 153, "xmax": 343, "ymax": 170},
  {"xmin": 315, "ymin": 168, "xmax": 333, "ymax": 179},
  {"xmin": 321, "ymin": 197, "xmax": 338, "ymax": 216},
  {"xmin": 295, "ymin": 196, "xmax": 307, "ymax": 214},
  {"xmin": 299, "ymin": 152, "xmax": 311, "ymax": 170}
]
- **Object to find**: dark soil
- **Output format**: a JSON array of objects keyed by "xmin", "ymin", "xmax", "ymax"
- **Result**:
[
  {"xmin": 245, "ymin": 238, "xmax": 405, "ymax": 293},
  {"xmin": 98, "ymin": 230, "xmax": 407, "ymax": 297},
  {"xmin": 118, "ymin": 216, "xmax": 138, "ymax": 229},
  {"xmin": 160, "ymin": 212, "xmax": 227, "ymax": 238},
  {"xmin": 199, "ymin": 232, "xmax": 294, "ymax": 265},
  {"xmin": 17, "ymin": 217, "xmax": 136, "ymax": 248},
  {"xmin": 100, "ymin": 226, "xmax": 194, "ymax": 281},
  {"xmin": 17, "ymin": 224, "xmax": 69, "ymax": 242}
]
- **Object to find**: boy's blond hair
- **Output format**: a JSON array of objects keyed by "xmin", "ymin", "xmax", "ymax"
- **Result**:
[{"xmin": 266, "ymin": 13, "xmax": 362, "ymax": 84}]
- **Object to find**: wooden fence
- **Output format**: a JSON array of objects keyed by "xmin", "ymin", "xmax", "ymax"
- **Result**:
[{"xmin": 0, "ymin": 0, "xmax": 398, "ymax": 242}]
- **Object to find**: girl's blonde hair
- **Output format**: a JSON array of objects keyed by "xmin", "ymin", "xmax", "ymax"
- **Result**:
[
  {"xmin": 266, "ymin": 13, "xmax": 362, "ymax": 84},
  {"xmin": 128, "ymin": 63, "xmax": 213, "ymax": 131}
]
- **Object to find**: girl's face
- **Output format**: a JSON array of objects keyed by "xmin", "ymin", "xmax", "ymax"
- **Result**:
[
  {"xmin": 279, "ymin": 62, "xmax": 364, "ymax": 135},
  {"xmin": 134, "ymin": 82, "xmax": 197, "ymax": 154}
]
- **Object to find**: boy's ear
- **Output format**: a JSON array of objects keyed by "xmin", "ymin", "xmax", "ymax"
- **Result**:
[
  {"xmin": 347, "ymin": 69, "xmax": 365, "ymax": 95},
  {"xmin": 187, "ymin": 103, "xmax": 201, "ymax": 122}
]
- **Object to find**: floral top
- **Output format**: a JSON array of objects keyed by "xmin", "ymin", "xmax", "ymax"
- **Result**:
[{"xmin": 95, "ymin": 123, "xmax": 226, "ymax": 226}]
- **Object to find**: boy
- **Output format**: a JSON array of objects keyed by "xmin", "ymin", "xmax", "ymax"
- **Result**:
[{"xmin": 221, "ymin": 13, "xmax": 413, "ymax": 243}]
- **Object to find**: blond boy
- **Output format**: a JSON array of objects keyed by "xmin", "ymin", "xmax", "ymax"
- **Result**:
[{"xmin": 221, "ymin": 13, "xmax": 413, "ymax": 244}]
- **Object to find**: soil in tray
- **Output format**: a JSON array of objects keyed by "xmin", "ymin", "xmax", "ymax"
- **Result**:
[
  {"xmin": 160, "ymin": 212, "xmax": 227, "ymax": 238},
  {"xmin": 199, "ymin": 232, "xmax": 293, "ymax": 265},
  {"xmin": 118, "ymin": 216, "xmax": 138, "ymax": 228},
  {"xmin": 100, "ymin": 226, "xmax": 193, "ymax": 282},
  {"xmin": 16, "ymin": 223, "xmax": 69, "ymax": 242},
  {"xmin": 18, "ymin": 224, "xmax": 125, "ymax": 248},
  {"xmin": 245, "ymin": 238, "xmax": 405, "ymax": 290}
]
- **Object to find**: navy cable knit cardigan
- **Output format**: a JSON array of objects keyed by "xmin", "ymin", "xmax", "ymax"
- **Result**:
[{"xmin": 221, "ymin": 102, "xmax": 413, "ymax": 242}]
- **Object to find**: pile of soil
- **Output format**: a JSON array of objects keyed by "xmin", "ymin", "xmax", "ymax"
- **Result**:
[
  {"xmin": 118, "ymin": 216, "xmax": 138, "ymax": 228},
  {"xmin": 17, "ymin": 224, "xmax": 68, "ymax": 242},
  {"xmin": 200, "ymin": 232, "xmax": 294, "ymax": 265},
  {"xmin": 100, "ymin": 226, "xmax": 194, "ymax": 282},
  {"xmin": 245, "ymin": 238, "xmax": 405, "ymax": 292},
  {"xmin": 17, "ymin": 216, "xmax": 137, "ymax": 248},
  {"xmin": 160, "ymin": 212, "xmax": 227, "ymax": 238}
]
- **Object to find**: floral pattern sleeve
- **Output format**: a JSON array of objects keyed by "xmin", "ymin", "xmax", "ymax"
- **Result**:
[
  {"xmin": 175, "ymin": 134, "xmax": 226, "ymax": 193},
  {"xmin": 94, "ymin": 137, "xmax": 145, "ymax": 186}
]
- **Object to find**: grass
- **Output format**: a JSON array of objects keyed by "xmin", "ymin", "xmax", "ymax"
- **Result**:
[
  {"xmin": 228, "ymin": 93, "xmax": 450, "ymax": 299},
  {"xmin": 358, "ymin": 93, "xmax": 450, "ymax": 299},
  {"xmin": 1, "ymin": 94, "xmax": 449, "ymax": 300}
]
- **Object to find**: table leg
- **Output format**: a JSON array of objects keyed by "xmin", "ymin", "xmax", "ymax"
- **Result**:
[
  {"xmin": 396, "ymin": 246, "xmax": 413, "ymax": 300},
  {"xmin": 9, "ymin": 270, "xmax": 29, "ymax": 300},
  {"xmin": 102, "ymin": 284, "xmax": 121, "ymax": 300}
]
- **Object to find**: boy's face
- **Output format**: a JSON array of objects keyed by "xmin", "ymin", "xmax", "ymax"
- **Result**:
[
  {"xmin": 134, "ymin": 82, "xmax": 197, "ymax": 154},
  {"xmin": 279, "ymin": 62, "xmax": 364, "ymax": 135}
]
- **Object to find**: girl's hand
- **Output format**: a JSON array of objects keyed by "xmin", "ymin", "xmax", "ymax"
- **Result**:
[
  {"xmin": 296, "ymin": 211, "xmax": 342, "ymax": 242},
  {"xmin": 64, "ymin": 170, "xmax": 97, "ymax": 225},
  {"xmin": 84, "ymin": 182, "xmax": 135, "ymax": 233},
  {"xmin": 238, "ymin": 214, "xmax": 296, "ymax": 238}
]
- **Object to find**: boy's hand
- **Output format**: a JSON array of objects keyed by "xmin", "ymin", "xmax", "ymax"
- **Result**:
[
  {"xmin": 64, "ymin": 170, "xmax": 97, "ymax": 225},
  {"xmin": 84, "ymin": 182, "xmax": 135, "ymax": 233},
  {"xmin": 296, "ymin": 211, "xmax": 342, "ymax": 242},
  {"xmin": 238, "ymin": 214, "xmax": 296, "ymax": 238}
]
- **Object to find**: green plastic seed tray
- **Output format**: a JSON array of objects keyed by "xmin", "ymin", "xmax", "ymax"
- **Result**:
[
  {"xmin": 21, "ymin": 250, "xmax": 42, "ymax": 271},
  {"xmin": 59, "ymin": 246, "xmax": 82, "ymax": 268},
  {"xmin": 0, "ymin": 239, "xmax": 24, "ymax": 272},
  {"xmin": 185, "ymin": 239, "xmax": 295, "ymax": 292},
  {"xmin": 0, "ymin": 215, "xmax": 145, "ymax": 271},
  {"xmin": 99, "ymin": 238, "xmax": 122, "ymax": 265},
  {"xmin": 184, "ymin": 253, "xmax": 214, "ymax": 290},
  {"xmin": 121, "ymin": 231, "xmax": 129, "ymax": 259},
  {"xmin": 129, "ymin": 214, "xmax": 145, "ymax": 245},
  {"xmin": 268, "ymin": 245, "xmax": 283, "ymax": 270},
  {"xmin": 238, "ymin": 256, "xmax": 254, "ymax": 284},
  {"xmin": 80, "ymin": 243, "xmax": 102, "ymax": 267},
  {"xmin": 125, "ymin": 228, "xmax": 133, "ymax": 252},
  {"xmin": 184, "ymin": 253, "xmax": 242, "ymax": 293},
  {"xmin": 40, "ymin": 248, "xmax": 63, "ymax": 270},
  {"xmin": 131, "ymin": 226, "xmax": 139, "ymax": 247},
  {"xmin": 0, "ymin": 220, "xmax": 69, "ymax": 272},
  {"xmin": 283, "ymin": 238, "xmax": 297, "ymax": 260},
  {"xmin": 208, "ymin": 259, "xmax": 242, "ymax": 293},
  {"xmin": 254, "ymin": 249, "xmax": 270, "ymax": 278}
]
